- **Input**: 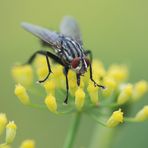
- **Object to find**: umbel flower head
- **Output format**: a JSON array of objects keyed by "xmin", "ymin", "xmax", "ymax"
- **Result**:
[{"xmin": 12, "ymin": 55, "xmax": 148, "ymax": 128}]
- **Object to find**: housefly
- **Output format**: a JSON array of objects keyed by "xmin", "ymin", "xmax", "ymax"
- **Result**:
[{"xmin": 21, "ymin": 16, "xmax": 105, "ymax": 104}]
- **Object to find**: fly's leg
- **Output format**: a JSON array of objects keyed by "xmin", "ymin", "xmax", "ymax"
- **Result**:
[
  {"xmin": 76, "ymin": 74, "xmax": 81, "ymax": 86},
  {"xmin": 25, "ymin": 50, "xmax": 63, "ymax": 83},
  {"xmin": 89, "ymin": 63, "xmax": 105, "ymax": 89},
  {"xmin": 85, "ymin": 50, "xmax": 105, "ymax": 89},
  {"xmin": 63, "ymin": 67, "xmax": 69, "ymax": 104},
  {"xmin": 85, "ymin": 50, "xmax": 92, "ymax": 62}
]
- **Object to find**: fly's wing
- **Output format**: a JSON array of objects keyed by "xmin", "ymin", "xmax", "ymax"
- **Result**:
[
  {"xmin": 21, "ymin": 22, "xmax": 61, "ymax": 47},
  {"xmin": 60, "ymin": 16, "xmax": 83, "ymax": 45}
]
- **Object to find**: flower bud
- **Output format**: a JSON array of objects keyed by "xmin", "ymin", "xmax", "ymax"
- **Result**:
[
  {"xmin": 107, "ymin": 65, "xmax": 128, "ymax": 84},
  {"xmin": 102, "ymin": 77, "xmax": 117, "ymax": 97},
  {"xmin": 12, "ymin": 65, "xmax": 33, "ymax": 86},
  {"xmin": 6, "ymin": 121, "xmax": 17, "ymax": 144},
  {"xmin": 45, "ymin": 94, "xmax": 57, "ymax": 113},
  {"xmin": 75, "ymin": 87, "xmax": 85, "ymax": 111},
  {"xmin": 135, "ymin": 106, "xmax": 148, "ymax": 121},
  {"xmin": 20, "ymin": 140, "xmax": 35, "ymax": 148},
  {"xmin": 107, "ymin": 109, "xmax": 124, "ymax": 128},
  {"xmin": 132, "ymin": 81, "xmax": 148, "ymax": 101},
  {"xmin": 87, "ymin": 81, "xmax": 99, "ymax": 105},
  {"xmin": 43, "ymin": 79, "xmax": 55, "ymax": 95},
  {"xmin": 15, "ymin": 84, "xmax": 30, "ymax": 105},
  {"xmin": 0, "ymin": 113, "xmax": 7, "ymax": 136},
  {"xmin": 117, "ymin": 84, "xmax": 133, "ymax": 105}
]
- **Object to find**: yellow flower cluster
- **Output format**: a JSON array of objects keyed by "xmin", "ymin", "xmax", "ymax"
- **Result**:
[
  {"xmin": 12, "ymin": 55, "xmax": 148, "ymax": 128},
  {"xmin": 0, "ymin": 114, "xmax": 17, "ymax": 148},
  {"xmin": 0, "ymin": 113, "xmax": 35, "ymax": 148}
]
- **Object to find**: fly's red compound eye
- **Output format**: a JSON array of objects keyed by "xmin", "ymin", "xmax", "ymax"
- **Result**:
[{"xmin": 71, "ymin": 57, "xmax": 80, "ymax": 69}]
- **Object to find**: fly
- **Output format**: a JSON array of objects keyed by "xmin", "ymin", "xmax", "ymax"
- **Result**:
[{"xmin": 21, "ymin": 16, "xmax": 105, "ymax": 104}]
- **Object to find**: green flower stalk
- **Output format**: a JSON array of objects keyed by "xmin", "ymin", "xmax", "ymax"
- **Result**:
[{"xmin": 12, "ymin": 55, "xmax": 148, "ymax": 148}]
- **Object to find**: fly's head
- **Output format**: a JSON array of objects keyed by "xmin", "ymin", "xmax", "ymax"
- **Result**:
[{"xmin": 71, "ymin": 57, "xmax": 90, "ymax": 75}]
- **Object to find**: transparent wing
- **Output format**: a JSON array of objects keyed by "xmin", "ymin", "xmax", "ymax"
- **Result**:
[
  {"xmin": 60, "ymin": 16, "xmax": 83, "ymax": 45},
  {"xmin": 21, "ymin": 22, "xmax": 60, "ymax": 46}
]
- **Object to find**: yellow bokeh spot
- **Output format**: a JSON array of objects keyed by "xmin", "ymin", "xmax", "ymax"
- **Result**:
[
  {"xmin": 132, "ymin": 80, "xmax": 148, "ymax": 101},
  {"xmin": 20, "ymin": 140, "xmax": 35, "ymax": 148},
  {"xmin": 12, "ymin": 65, "xmax": 33, "ymax": 86},
  {"xmin": 135, "ymin": 106, "xmax": 148, "ymax": 121},
  {"xmin": 117, "ymin": 84, "xmax": 133, "ymax": 105},
  {"xmin": 107, "ymin": 65, "xmax": 128, "ymax": 84},
  {"xmin": 0, "ymin": 113, "xmax": 8, "ymax": 135}
]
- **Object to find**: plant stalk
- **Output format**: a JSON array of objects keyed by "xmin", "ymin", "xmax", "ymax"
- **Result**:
[{"xmin": 63, "ymin": 112, "xmax": 81, "ymax": 148}]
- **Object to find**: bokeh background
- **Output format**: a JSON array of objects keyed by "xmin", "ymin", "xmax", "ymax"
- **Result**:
[{"xmin": 0, "ymin": 0, "xmax": 148, "ymax": 147}]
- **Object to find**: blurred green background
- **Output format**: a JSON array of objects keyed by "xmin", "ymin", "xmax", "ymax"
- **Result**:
[{"xmin": 0, "ymin": 0, "xmax": 148, "ymax": 147}]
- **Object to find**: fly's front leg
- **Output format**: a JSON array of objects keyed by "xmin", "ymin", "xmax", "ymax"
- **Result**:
[
  {"xmin": 76, "ymin": 74, "xmax": 81, "ymax": 86},
  {"xmin": 63, "ymin": 67, "xmax": 69, "ymax": 104},
  {"xmin": 85, "ymin": 50, "xmax": 92, "ymax": 62},
  {"xmin": 25, "ymin": 50, "xmax": 63, "ymax": 83},
  {"xmin": 85, "ymin": 50, "xmax": 105, "ymax": 89},
  {"xmin": 89, "ymin": 63, "xmax": 105, "ymax": 89}
]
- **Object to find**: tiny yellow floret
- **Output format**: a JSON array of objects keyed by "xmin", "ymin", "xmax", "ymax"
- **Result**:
[
  {"xmin": 107, "ymin": 109, "xmax": 124, "ymax": 128},
  {"xmin": 102, "ymin": 77, "xmax": 117, "ymax": 97},
  {"xmin": 15, "ymin": 84, "xmax": 30, "ymax": 105},
  {"xmin": 43, "ymin": 79, "xmax": 56, "ymax": 95},
  {"xmin": 87, "ymin": 81, "xmax": 99, "ymax": 105},
  {"xmin": 75, "ymin": 87, "xmax": 85, "ymax": 111},
  {"xmin": 12, "ymin": 65, "xmax": 33, "ymax": 86},
  {"xmin": 45, "ymin": 94, "xmax": 57, "ymax": 113},
  {"xmin": 132, "ymin": 80, "xmax": 148, "ymax": 101},
  {"xmin": 6, "ymin": 121, "xmax": 17, "ymax": 144},
  {"xmin": 135, "ymin": 106, "xmax": 148, "ymax": 121},
  {"xmin": 0, "ymin": 113, "xmax": 8, "ymax": 136},
  {"xmin": 107, "ymin": 65, "xmax": 128, "ymax": 84},
  {"xmin": 117, "ymin": 84, "xmax": 133, "ymax": 105},
  {"xmin": 20, "ymin": 140, "xmax": 35, "ymax": 148}
]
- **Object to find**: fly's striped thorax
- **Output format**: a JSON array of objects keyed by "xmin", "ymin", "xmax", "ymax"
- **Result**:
[{"xmin": 59, "ymin": 36, "xmax": 85, "ymax": 63}]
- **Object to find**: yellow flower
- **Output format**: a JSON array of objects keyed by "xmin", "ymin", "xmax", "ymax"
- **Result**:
[
  {"xmin": 45, "ymin": 94, "xmax": 57, "ymax": 113},
  {"xmin": 20, "ymin": 140, "xmax": 35, "ymax": 148},
  {"xmin": 102, "ymin": 77, "xmax": 117, "ymax": 97},
  {"xmin": 34, "ymin": 55, "xmax": 48, "ymax": 69},
  {"xmin": 43, "ymin": 79, "xmax": 56, "ymax": 95},
  {"xmin": 107, "ymin": 109, "xmax": 124, "ymax": 128},
  {"xmin": 0, "ymin": 113, "xmax": 7, "ymax": 136},
  {"xmin": 15, "ymin": 84, "xmax": 30, "ymax": 105},
  {"xmin": 117, "ymin": 84, "xmax": 133, "ymax": 105},
  {"xmin": 132, "ymin": 80, "xmax": 148, "ymax": 101},
  {"xmin": 134, "ymin": 106, "xmax": 148, "ymax": 122},
  {"xmin": 107, "ymin": 65, "xmax": 128, "ymax": 84},
  {"xmin": 92, "ymin": 60, "xmax": 106, "ymax": 81},
  {"xmin": 12, "ymin": 65, "xmax": 33, "ymax": 86},
  {"xmin": 87, "ymin": 81, "xmax": 99, "ymax": 105},
  {"xmin": 75, "ymin": 87, "xmax": 85, "ymax": 111},
  {"xmin": 6, "ymin": 121, "xmax": 17, "ymax": 144}
]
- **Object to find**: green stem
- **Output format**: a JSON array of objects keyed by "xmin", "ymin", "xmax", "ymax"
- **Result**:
[{"xmin": 63, "ymin": 112, "xmax": 81, "ymax": 148}]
